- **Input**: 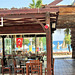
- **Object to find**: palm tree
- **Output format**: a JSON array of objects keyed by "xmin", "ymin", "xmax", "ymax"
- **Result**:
[
  {"xmin": 71, "ymin": 0, "xmax": 75, "ymax": 5},
  {"xmin": 64, "ymin": 28, "xmax": 69, "ymax": 35},
  {"xmin": 64, "ymin": 28, "xmax": 71, "ymax": 52},
  {"xmin": 29, "ymin": 0, "xmax": 42, "ymax": 8},
  {"xmin": 29, "ymin": 0, "xmax": 43, "ymax": 54}
]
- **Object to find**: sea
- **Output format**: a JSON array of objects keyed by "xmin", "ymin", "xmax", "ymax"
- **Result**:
[{"xmin": 52, "ymin": 41, "xmax": 72, "ymax": 52}]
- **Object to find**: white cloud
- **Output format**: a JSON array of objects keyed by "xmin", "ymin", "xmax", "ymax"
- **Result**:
[{"xmin": 53, "ymin": 29, "xmax": 65, "ymax": 41}]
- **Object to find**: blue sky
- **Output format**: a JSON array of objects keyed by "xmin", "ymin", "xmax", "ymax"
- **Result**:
[
  {"xmin": 0, "ymin": 0, "xmax": 73, "ymax": 9},
  {"xmin": 53, "ymin": 29, "xmax": 65, "ymax": 41}
]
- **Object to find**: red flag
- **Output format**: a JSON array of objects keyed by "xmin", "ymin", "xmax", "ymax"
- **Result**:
[{"xmin": 16, "ymin": 38, "xmax": 23, "ymax": 48}]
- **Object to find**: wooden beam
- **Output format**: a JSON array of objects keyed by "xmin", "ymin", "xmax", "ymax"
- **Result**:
[
  {"xmin": 4, "ymin": 22, "xmax": 46, "ymax": 26},
  {"xmin": 56, "ymin": 12, "xmax": 59, "ymax": 25},
  {"xmin": 48, "ymin": 0, "xmax": 63, "ymax": 5},
  {"xmin": 0, "ymin": 8, "xmax": 58, "ymax": 16},
  {"xmin": 32, "ymin": 18, "xmax": 45, "ymax": 31},
  {"xmin": 0, "ymin": 25, "xmax": 45, "ymax": 34},
  {"xmin": 4, "ymin": 20, "xmax": 36, "ymax": 24},
  {"xmin": 46, "ymin": 12, "xmax": 52, "ymax": 75},
  {"xmin": 44, "ymin": 5, "xmax": 72, "ymax": 8},
  {"xmin": 1, "ymin": 13, "xmax": 46, "ymax": 19}
]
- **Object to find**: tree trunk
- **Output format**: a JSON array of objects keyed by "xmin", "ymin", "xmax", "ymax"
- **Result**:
[{"xmin": 68, "ymin": 44, "xmax": 70, "ymax": 52}]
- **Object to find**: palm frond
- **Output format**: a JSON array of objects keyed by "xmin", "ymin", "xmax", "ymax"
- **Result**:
[
  {"xmin": 29, "ymin": 3, "xmax": 35, "ymax": 8},
  {"xmin": 36, "ymin": 0, "xmax": 42, "ymax": 8},
  {"xmin": 29, "ymin": 0, "xmax": 35, "ymax": 8},
  {"xmin": 64, "ymin": 28, "xmax": 70, "ymax": 35}
]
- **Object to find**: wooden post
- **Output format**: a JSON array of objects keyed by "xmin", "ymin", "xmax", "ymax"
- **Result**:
[
  {"xmin": 46, "ymin": 12, "xmax": 52, "ymax": 75},
  {"xmin": 71, "ymin": 28, "xmax": 75, "ymax": 58},
  {"xmin": 35, "ymin": 35, "xmax": 36, "ymax": 53},
  {"xmin": 1, "ymin": 35, "xmax": 6, "ymax": 66}
]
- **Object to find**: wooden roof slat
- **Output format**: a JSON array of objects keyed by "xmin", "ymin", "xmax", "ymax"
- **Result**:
[
  {"xmin": 4, "ymin": 22, "xmax": 46, "ymax": 26},
  {"xmin": 57, "ymin": 25, "xmax": 75, "ymax": 28},
  {"xmin": 0, "ymin": 8, "xmax": 58, "ymax": 16},
  {"xmin": 4, "ymin": 18, "xmax": 45, "ymax": 22},
  {"xmin": 2, "ymin": 13, "xmax": 46, "ymax": 19},
  {"xmin": 44, "ymin": 5, "xmax": 73, "ymax": 8},
  {"xmin": 5, "ymin": 20, "xmax": 34, "ymax": 23},
  {"xmin": 59, "ymin": 7, "xmax": 75, "ymax": 13},
  {"xmin": 48, "ymin": 0, "xmax": 63, "ymax": 6},
  {"xmin": 3, "ymin": 18, "xmax": 46, "ymax": 25}
]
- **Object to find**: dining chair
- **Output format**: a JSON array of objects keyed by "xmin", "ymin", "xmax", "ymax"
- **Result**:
[
  {"xmin": 45, "ymin": 58, "xmax": 55, "ymax": 75},
  {"xmin": 30, "ymin": 60, "xmax": 40, "ymax": 75},
  {"xmin": 20, "ymin": 57, "xmax": 28, "ymax": 68},
  {"xmin": 1, "ymin": 59, "xmax": 11, "ymax": 75},
  {"xmin": 13, "ymin": 58, "xmax": 24, "ymax": 75}
]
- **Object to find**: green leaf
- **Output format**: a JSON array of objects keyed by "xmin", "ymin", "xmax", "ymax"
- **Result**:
[
  {"xmin": 64, "ymin": 28, "xmax": 70, "ymax": 35},
  {"xmin": 64, "ymin": 34, "xmax": 71, "ymax": 45},
  {"xmin": 29, "ymin": 0, "xmax": 42, "ymax": 8},
  {"xmin": 29, "ymin": 0, "xmax": 35, "ymax": 8},
  {"xmin": 36, "ymin": 0, "xmax": 42, "ymax": 8}
]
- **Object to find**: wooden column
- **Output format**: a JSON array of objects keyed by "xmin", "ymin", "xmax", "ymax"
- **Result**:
[
  {"xmin": 1, "ymin": 35, "xmax": 6, "ymax": 66},
  {"xmin": 35, "ymin": 35, "xmax": 36, "ymax": 53},
  {"xmin": 46, "ymin": 12, "xmax": 52, "ymax": 75},
  {"xmin": 71, "ymin": 28, "xmax": 75, "ymax": 58},
  {"xmin": 51, "ymin": 32, "xmax": 53, "ymax": 68}
]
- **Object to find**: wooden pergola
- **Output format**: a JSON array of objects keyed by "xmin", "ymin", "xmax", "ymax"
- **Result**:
[
  {"xmin": 0, "ymin": 0, "xmax": 75, "ymax": 75},
  {"xmin": 0, "ymin": 10, "xmax": 58, "ymax": 75}
]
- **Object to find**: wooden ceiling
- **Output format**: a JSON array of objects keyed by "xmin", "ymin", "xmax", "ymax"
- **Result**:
[
  {"xmin": 0, "ymin": 13, "xmax": 58, "ymax": 26},
  {"xmin": 0, "ymin": 9, "xmax": 58, "ymax": 34}
]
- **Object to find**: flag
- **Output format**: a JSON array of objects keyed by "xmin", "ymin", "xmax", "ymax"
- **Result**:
[
  {"xmin": 16, "ymin": 38, "xmax": 23, "ymax": 48},
  {"xmin": 28, "ymin": 42, "xmax": 32, "ymax": 52}
]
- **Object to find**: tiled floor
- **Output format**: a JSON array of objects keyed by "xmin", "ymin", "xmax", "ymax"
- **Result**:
[
  {"xmin": 1, "ymin": 58, "xmax": 75, "ymax": 75},
  {"xmin": 54, "ymin": 58, "xmax": 75, "ymax": 75}
]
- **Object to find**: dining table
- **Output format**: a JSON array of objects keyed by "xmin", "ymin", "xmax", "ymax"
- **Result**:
[
  {"xmin": 19, "ymin": 58, "xmax": 34, "ymax": 68},
  {"xmin": 26, "ymin": 61, "xmax": 42, "ymax": 75}
]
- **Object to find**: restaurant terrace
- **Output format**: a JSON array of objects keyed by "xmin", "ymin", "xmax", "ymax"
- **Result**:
[{"xmin": 0, "ymin": 0, "xmax": 75, "ymax": 75}]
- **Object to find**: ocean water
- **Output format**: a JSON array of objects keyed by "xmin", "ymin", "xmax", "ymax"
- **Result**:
[{"xmin": 53, "ymin": 41, "xmax": 72, "ymax": 52}]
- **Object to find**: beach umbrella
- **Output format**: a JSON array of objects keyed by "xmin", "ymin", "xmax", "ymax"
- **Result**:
[{"xmin": 24, "ymin": 45, "xmax": 29, "ymax": 49}]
